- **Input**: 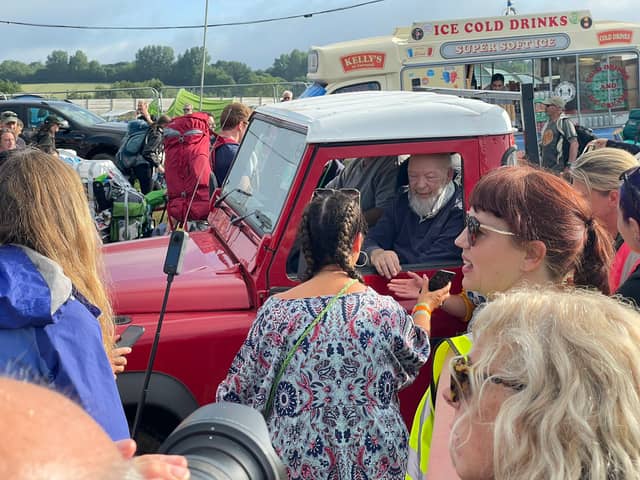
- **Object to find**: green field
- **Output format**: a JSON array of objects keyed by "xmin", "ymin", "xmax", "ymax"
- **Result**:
[{"xmin": 20, "ymin": 83, "xmax": 111, "ymax": 94}]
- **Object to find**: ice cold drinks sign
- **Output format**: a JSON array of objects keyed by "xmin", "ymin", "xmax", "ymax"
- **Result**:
[
  {"xmin": 428, "ymin": 15, "xmax": 570, "ymax": 36},
  {"xmin": 411, "ymin": 12, "xmax": 590, "ymax": 38}
]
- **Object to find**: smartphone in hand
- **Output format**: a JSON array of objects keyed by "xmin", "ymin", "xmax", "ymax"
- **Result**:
[
  {"xmin": 115, "ymin": 325, "xmax": 145, "ymax": 349},
  {"xmin": 428, "ymin": 269, "xmax": 456, "ymax": 291}
]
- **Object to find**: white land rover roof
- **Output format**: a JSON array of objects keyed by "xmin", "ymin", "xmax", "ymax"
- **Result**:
[{"xmin": 256, "ymin": 91, "xmax": 514, "ymax": 144}]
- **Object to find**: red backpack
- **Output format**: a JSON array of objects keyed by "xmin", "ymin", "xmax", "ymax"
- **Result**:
[
  {"xmin": 210, "ymin": 135, "xmax": 237, "ymax": 170},
  {"xmin": 164, "ymin": 113, "xmax": 211, "ymax": 224}
]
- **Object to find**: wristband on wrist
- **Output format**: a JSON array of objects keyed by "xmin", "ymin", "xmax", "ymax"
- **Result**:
[{"xmin": 412, "ymin": 302, "xmax": 432, "ymax": 315}]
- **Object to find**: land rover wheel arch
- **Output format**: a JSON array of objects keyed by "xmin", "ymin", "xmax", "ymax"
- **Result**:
[{"xmin": 117, "ymin": 371, "xmax": 200, "ymax": 430}]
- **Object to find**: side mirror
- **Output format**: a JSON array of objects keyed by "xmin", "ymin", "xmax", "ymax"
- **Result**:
[{"xmin": 59, "ymin": 120, "xmax": 70, "ymax": 130}]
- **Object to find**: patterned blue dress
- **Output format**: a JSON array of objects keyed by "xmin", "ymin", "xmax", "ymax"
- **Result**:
[{"xmin": 216, "ymin": 287, "xmax": 430, "ymax": 479}]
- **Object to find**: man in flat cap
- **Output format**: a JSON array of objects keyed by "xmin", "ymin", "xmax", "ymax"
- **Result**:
[
  {"xmin": 0, "ymin": 111, "xmax": 26, "ymax": 149},
  {"xmin": 540, "ymin": 96, "xmax": 577, "ymax": 173}
]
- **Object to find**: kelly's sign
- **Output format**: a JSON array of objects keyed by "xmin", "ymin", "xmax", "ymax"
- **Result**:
[{"xmin": 341, "ymin": 52, "xmax": 386, "ymax": 72}]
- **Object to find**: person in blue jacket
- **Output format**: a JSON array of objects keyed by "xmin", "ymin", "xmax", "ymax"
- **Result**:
[
  {"xmin": 0, "ymin": 148, "xmax": 129, "ymax": 441},
  {"xmin": 364, "ymin": 153, "xmax": 464, "ymax": 278}
]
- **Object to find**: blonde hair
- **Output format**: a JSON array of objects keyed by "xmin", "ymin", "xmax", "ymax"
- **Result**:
[
  {"xmin": 0, "ymin": 149, "xmax": 114, "ymax": 353},
  {"xmin": 570, "ymin": 147, "xmax": 638, "ymax": 192},
  {"xmin": 454, "ymin": 287, "xmax": 640, "ymax": 479}
]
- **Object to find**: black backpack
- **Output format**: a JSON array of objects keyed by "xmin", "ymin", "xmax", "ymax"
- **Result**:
[
  {"xmin": 116, "ymin": 120, "xmax": 149, "ymax": 170},
  {"xmin": 559, "ymin": 119, "xmax": 597, "ymax": 166}
]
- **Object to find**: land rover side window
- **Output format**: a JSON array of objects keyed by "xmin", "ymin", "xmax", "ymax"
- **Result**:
[
  {"xmin": 286, "ymin": 152, "xmax": 465, "ymax": 280},
  {"xmin": 380, "ymin": 151, "xmax": 465, "ymax": 273},
  {"xmin": 222, "ymin": 119, "xmax": 306, "ymax": 233}
]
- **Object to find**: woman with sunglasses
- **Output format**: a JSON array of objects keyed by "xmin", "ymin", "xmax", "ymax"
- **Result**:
[
  {"xmin": 569, "ymin": 147, "xmax": 639, "ymax": 291},
  {"xmin": 217, "ymin": 189, "xmax": 434, "ymax": 479},
  {"xmin": 404, "ymin": 166, "xmax": 613, "ymax": 480},
  {"xmin": 616, "ymin": 166, "xmax": 640, "ymax": 306},
  {"xmin": 395, "ymin": 165, "xmax": 613, "ymax": 324},
  {"xmin": 447, "ymin": 287, "xmax": 640, "ymax": 480}
]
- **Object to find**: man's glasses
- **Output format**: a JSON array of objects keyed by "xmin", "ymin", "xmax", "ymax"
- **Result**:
[
  {"xmin": 449, "ymin": 355, "xmax": 525, "ymax": 403},
  {"xmin": 465, "ymin": 214, "xmax": 515, "ymax": 247},
  {"xmin": 312, "ymin": 188, "xmax": 361, "ymax": 204}
]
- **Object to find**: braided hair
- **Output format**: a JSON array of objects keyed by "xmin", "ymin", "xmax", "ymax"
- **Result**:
[{"xmin": 298, "ymin": 191, "xmax": 368, "ymax": 281}]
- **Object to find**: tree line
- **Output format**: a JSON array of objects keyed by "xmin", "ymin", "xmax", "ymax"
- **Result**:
[{"xmin": 0, "ymin": 46, "xmax": 308, "ymax": 95}]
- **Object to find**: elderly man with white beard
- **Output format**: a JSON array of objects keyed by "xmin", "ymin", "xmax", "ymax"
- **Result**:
[{"xmin": 363, "ymin": 153, "xmax": 463, "ymax": 279}]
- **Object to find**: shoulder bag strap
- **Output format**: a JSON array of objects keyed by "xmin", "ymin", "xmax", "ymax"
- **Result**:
[{"xmin": 263, "ymin": 278, "xmax": 358, "ymax": 419}]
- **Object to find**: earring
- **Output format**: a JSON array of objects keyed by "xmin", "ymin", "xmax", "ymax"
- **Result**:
[{"xmin": 355, "ymin": 251, "xmax": 369, "ymax": 268}]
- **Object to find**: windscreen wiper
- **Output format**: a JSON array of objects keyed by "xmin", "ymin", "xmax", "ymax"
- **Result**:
[
  {"xmin": 230, "ymin": 209, "xmax": 273, "ymax": 231},
  {"xmin": 213, "ymin": 188, "xmax": 251, "ymax": 208}
]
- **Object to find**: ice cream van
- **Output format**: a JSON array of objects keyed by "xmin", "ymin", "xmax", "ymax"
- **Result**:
[{"xmin": 302, "ymin": 10, "xmax": 640, "ymax": 134}]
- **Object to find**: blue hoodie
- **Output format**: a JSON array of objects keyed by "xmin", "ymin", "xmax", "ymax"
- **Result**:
[{"xmin": 0, "ymin": 244, "xmax": 129, "ymax": 441}]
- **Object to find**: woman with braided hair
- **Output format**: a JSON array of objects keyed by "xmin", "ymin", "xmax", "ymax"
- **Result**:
[{"xmin": 217, "ymin": 189, "xmax": 434, "ymax": 479}]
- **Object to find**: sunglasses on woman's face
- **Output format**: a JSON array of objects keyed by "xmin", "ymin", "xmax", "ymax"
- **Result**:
[
  {"xmin": 449, "ymin": 355, "xmax": 525, "ymax": 404},
  {"xmin": 465, "ymin": 214, "xmax": 515, "ymax": 247},
  {"xmin": 312, "ymin": 188, "xmax": 361, "ymax": 204}
]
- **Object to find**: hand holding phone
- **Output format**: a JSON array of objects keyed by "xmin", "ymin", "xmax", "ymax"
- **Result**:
[
  {"xmin": 428, "ymin": 269, "xmax": 456, "ymax": 291},
  {"xmin": 115, "ymin": 325, "xmax": 145, "ymax": 349}
]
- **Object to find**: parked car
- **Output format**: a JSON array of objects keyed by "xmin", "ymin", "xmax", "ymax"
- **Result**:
[
  {"xmin": 104, "ymin": 91, "xmax": 516, "ymax": 451},
  {"xmin": 0, "ymin": 95, "xmax": 126, "ymax": 161}
]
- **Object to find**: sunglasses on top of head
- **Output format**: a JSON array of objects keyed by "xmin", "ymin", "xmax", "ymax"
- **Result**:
[
  {"xmin": 620, "ymin": 166, "xmax": 640, "ymax": 186},
  {"xmin": 312, "ymin": 188, "xmax": 361, "ymax": 204},
  {"xmin": 465, "ymin": 214, "xmax": 515, "ymax": 247},
  {"xmin": 449, "ymin": 355, "xmax": 525, "ymax": 404}
]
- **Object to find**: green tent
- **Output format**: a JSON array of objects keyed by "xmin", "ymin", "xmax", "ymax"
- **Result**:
[{"xmin": 161, "ymin": 89, "xmax": 232, "ymax": 125}]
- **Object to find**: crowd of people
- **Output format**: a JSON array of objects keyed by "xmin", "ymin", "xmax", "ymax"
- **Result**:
[
  {"xmin": 214, "ymin": 132, "xmax": 640, "ymax": 479},
  {"xmin": 0, "ymin": 109, "xmax": 66, "ymax": 164},
  {"xmin": 0, "ymin": 151, "xmax": 190, "ymax": 479},
  {"xmin": 5, "ymin": 89, "xmax": 640, "ymax": 480}
]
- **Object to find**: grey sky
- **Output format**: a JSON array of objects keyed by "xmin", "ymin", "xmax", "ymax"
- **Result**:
[{"xmin": 2, "ymin": 0, "xmax": 639, "ymax": 69}]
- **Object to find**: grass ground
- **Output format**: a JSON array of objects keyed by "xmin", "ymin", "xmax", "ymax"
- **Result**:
[{"xmin": 20, "ymin": 83, "xmax": 111, "ymax": 94}]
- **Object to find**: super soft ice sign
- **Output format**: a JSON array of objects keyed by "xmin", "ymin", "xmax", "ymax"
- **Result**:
[{"xmin": 441, "ymin": 34, "xmax": 571, "ymax": 59}]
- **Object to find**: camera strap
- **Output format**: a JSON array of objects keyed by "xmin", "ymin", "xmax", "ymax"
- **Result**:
[{"xmin": 263, "ymin": 278, "xmax": 358, "ymax": 419}]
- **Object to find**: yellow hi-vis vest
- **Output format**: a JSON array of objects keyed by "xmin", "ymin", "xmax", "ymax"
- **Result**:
[{"xmin": 405, "ymin": 334, "xmax": 473, "ymax": 480}]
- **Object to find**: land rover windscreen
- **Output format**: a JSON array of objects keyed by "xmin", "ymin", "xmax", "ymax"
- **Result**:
[{"xmin": 219, "ymin": 117, "xmax": 307, "ymax": 234}]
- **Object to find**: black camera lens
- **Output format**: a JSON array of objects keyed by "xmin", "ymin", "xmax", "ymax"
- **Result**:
[{"xmin": 159, "ymin": 402, "xmax": 286, "ymax": 480}]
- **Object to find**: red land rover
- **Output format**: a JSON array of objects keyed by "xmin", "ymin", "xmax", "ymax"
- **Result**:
[{"xmin": 104, "ymin": 91, "xmax": 515, "ymax": 449}]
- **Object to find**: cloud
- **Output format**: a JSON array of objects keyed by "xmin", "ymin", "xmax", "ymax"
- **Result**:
[{"xmin": 1, "ymin": 0, "xmax": 639, "ymax": 69}]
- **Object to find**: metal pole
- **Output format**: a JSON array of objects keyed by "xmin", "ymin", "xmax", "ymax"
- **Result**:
[
  {"xmin": 199, "ymin": 0, "xmax": 209, "ymax": 111},
  {"xmin": 521, "ymin": 83, "xmax": 540, "ymax": 165}
]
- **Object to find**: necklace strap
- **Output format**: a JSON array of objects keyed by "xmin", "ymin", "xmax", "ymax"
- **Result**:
[{"xmin": 263, "ymin": 278, "xmax": 358, "ymax": 419}]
